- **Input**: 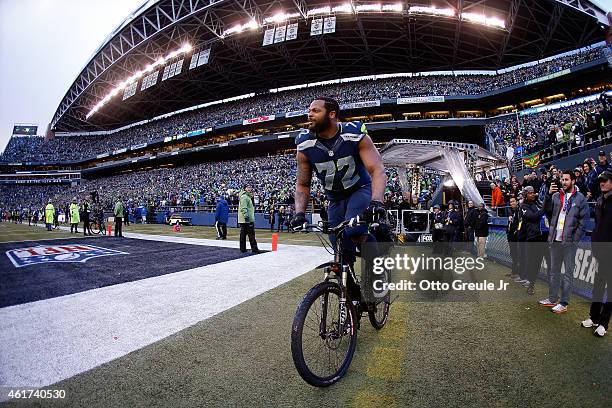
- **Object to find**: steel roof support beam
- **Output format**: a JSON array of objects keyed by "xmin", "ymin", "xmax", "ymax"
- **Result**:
[
  {"xmin": 540, "ymin": 2, "xmax": 564, "ymax": 56},
  {"xmin": 554, "ymin": 0, "xmax": 610, "ymax": 25},
  {"xmin": 496, "ymin": 0, "xmax": 522, "ymax": 67},
  {"xmin": 451, "ymin": 0, "xmax": 464, "ymax": 68},
  {"xmin": 51, "ymin": 0, "xmax": 228, "ymax": 129}
]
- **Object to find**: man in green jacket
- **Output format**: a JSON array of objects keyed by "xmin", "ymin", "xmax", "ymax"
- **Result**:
[
  {"xmin": 69, "ymin": 197, "xmax": 80, "ymax": 233},
  {"xmin": 114, "ymin": 198, "xmax": 124, "ymax": 237},
  {"xmin": 238, "ymin": 185, "xmax": 259, "ymax": 253},
  {"xmin": 45, "ymin": 199, "xmax": 55, "ymax": 231}
]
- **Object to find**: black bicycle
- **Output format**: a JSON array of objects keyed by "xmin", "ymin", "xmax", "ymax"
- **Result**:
[
  {"xmin": 290, "ymin": 217, "xmax": 391, "ymax": 387},
  {"xmin": 90, "ymin": 217, "xmax": 106, "ymax": 235}
]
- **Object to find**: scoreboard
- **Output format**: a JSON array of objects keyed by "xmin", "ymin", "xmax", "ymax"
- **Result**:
[{"xmin": 12, "ymin": 125, "xmax": 38, "ymax": 135}]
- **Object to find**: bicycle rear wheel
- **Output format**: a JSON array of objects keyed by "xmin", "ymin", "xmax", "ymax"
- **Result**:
[{"xmin": 291, "ymin": 281, "xmax": 358, "ymax": 387}]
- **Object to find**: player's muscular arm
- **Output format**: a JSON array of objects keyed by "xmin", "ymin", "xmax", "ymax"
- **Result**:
[
  {"xmin": 295, "ymin": 151, "xmax": 313, "ymax": 213},
  {"xmin": 359, "ymin": 135, "xmax": 386, "ymax": 202}
]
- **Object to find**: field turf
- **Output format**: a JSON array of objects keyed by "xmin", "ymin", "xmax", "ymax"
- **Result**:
[{"xmin": 0, "ymin": 221, "xmax": 609, "ymax": 408}]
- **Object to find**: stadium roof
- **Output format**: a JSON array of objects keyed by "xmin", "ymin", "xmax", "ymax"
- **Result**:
[{"xmin": 50, "ymin": 0, "xmax": 610, "ymax": 133}]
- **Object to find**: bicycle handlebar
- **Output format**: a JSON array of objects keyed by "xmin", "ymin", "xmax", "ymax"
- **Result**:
[{"xmin": 292, "ymin": 216, "xmax": 375, "ymax": 234}]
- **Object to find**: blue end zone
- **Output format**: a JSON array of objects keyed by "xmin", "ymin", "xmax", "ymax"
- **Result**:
[{"xmin": 0, "ymin": 237, "xmax": 255, "ymax": 308}]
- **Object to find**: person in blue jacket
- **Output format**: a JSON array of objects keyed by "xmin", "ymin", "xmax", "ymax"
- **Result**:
[{"xmin": 215, "ymin": 195, "xmax": 229, "ymax": 240}]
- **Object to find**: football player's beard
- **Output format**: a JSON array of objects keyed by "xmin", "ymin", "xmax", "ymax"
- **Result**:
[{"xmin": 308, "ymin": 117, "xmax": 330, "ymax": 133}]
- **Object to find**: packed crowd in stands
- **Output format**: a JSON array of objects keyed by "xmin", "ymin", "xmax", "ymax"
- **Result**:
[
  {"xmin": 0, "ymin": 154, "xmax": 432, "ymax": 216},
  {"xmin": 487, "ymin": 98, "xmax": 611, "ymax": 161},
  {"xmin": 0, "ymin": 45, "xmax": 604, "ymax": 163}
]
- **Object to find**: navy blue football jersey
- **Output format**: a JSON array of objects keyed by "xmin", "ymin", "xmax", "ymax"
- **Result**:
[{"xmin": 296, "ymin": 121, "xmax": 372, "ymax": 200}]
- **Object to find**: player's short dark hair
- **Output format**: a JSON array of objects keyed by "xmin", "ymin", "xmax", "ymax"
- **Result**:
[
  {"xmin": 314, "ymin": 96, "xmax": 340, "ymax": 117},
  {"xmin": 561, "ymin": 169, "xmax": 576, "ymax": 180}
]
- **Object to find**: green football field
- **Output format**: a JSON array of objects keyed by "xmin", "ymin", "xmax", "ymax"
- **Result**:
[{"xmin": 0, "ymin": 221, "xmax": 609, "ymax": 408}]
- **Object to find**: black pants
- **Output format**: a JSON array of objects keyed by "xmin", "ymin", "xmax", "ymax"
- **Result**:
[
  {"xmin": 239, "ymin": 223, "xmax": 258, "ymax": 252},
  {"xmin": 115, "ymin": 217, "xmax": 123, "ymax": 237},
  {"xmin": 466, "ymin": 227, "xmax": 475, "ymax": 243},
  {"xmin": 277, "ymin": 217, "xmax": 285, "ymax": 232},
  {"xmin": 523, "ymin": 240, "xmax": 545, "ymax": 283},
  {"xmin": 71, "ymin": 223, "xmax": 79, "ymax": 233},
  {"xmin": 83, "ymin": 217, "xmax": 90, "ymax": 235},
  {"xmin": 508, "ymin": 240, "xmax": 520, "ymax": 276},
  {"xmin": 432, "ymin": 230, "xmax": 444, "ymax": 254},
  {"xmin": 216, "ymin": 222, "xmax": 227, "ymax": 239},
  {"xmin": 590, "ymin": 262, "xmax": 611, "ymax": 330},
  {"xmin": 124, "ymin": 215, "xmax": 129, "ymax": 226}
]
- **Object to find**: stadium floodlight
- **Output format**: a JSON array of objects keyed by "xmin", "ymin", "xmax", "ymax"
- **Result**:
[
  {"xmin": 382, "ymin": 3, "xmax": 403, "ymax": 12},
  {"xmin": 461, "ymin": 12, "xmax": 486, "ymax": 24},
  {"xmin": 264, "ymin": 13, "xmax": 284, "ymax": 24},
  {"xmin": 307, "ymin": 6, "xmax": 331, "ymax": 17},
  {"xmin": 222, "ymin": 20, "xmax": 260, "ymax": 37},
  {"xmin": 152, "ymin": 57, "xmax": 165, "ymax": 68},
  {"xmin": 356, "ymin": 4, "xmax": 382, "ymax": 13},
  {"xmin": 409, "ymin": 6, "xmax": 455, "ymax": 17},
  {"xmin": 484, "ymin": 16, "xmax": 506, "ymax": 29},
  {"xmin": 86, "ymin": 43, "xmax": 192, "ymax": 120},
  {"xmin": 462, "ymin": 12, "xmax": 505, "ymax": 29},
  {"xmin": 246, "ymin": 20, "xmax": 260, "ymax": 30},
  {"xmin": 332, "ymin": 4, "xmax": 353, "ymax": 14}
]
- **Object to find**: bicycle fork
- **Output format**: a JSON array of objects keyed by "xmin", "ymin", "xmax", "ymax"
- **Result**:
[{"xmin": 319, "ymin": 265, "xmax": 350, "ymax": 339}]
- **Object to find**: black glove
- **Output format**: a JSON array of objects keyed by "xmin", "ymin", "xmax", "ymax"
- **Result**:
[
  {"xmin": 363, "ymin": 200, "xmax": 387, "ymax": 223},
  {"xmin": 289, "ymin": 212, "xmax": 307, "ymax": 230}
]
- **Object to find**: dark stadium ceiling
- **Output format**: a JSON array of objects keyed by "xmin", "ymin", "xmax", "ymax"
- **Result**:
[{"xmin": 50, "ymin": 0, "xmax": 610, "ymax": 132}]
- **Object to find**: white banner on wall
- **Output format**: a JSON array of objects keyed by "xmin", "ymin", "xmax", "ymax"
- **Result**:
[
  {"xmin": 310, "ymin": 18, "xmax": 323, "ymax": 36},
  {"xmin": 323, "ymin": 16, "xmax": 336, "ymax": 34},
  {"xmin": 274, "ymin": 25, "xmax": 287, "ymax": 43},
  {"xmin": 286, "ymin": 23, "xmax": 298, "ymax": 41},
  {"xmin": 262, "ymin": 28, "xmax": 275, "ymax": 46},
  {"xmin": 396, "ymin": 96, "xmax": 445, "ymax": 104},
  {"xmin": 341, "ymin": 100, "xmax": 380, "ymax": 110}
]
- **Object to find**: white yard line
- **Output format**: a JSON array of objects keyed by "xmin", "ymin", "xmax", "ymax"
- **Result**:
[{"xmin": 0, "ymin": 234, "xmax": 329, "ymax": 395}]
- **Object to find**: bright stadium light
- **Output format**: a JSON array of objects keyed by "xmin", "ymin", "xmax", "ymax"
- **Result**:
[
  {"xmin": 485, "ymin": 16, "xmax": 506, "ymax": 29},
  {"xmin": 246, "ymin": 20, "xmax": 260, "ymax": 30},
  {"xmin": 332, "ymin": 4, "xmax": 353, "ymax": 14},
  {"xmin": 461, "ymin": 12, "xmax": 486, "ymax": 24},
  {"xmin": 86, "ymin": 43, "xmax": 193, "ymax": 120},
  {"xmin": 382, "ymin": 3, "xmax": 403, "ymax": 12},
  {"xmin": 462, "ymin": 12, "xmax": 506, "ymax": 29},
  {"xmin": 409, "ymin": 6, "xmax": 455, "ymax": 17},
  {"xmin": 307, "ymin": 6, "xmax": 331, "ymax": 17},
  {"xmin": 263, "ymin": 12, "xmax": 302, "ymax": 24},
  {"xmin": 222, "ymin": 20, "xmax": 260, "ymax": 37},
  {"xmin": 356, "ymin": 4, "xmax": 382, "ymax": 13},
  {"xmin": 152, "ymin": 57, "xmax": 165, "ymax": 68}
]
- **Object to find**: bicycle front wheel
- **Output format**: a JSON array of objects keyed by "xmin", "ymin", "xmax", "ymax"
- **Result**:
[
  {"xmin": 90, "ymin": 222, "xmax": 100, "ymax": 235},
  {"xmin": 368, "ymin": 267, "xmax": 391, "ymax": 330},
  {"xmin": 291, "ymin": 281, "xmax": 358, "ymax": 387}
]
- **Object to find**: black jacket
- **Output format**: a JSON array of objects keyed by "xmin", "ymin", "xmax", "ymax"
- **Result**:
[
  {"xmin": 464, "ymin": 207, "xmax": 477, "ymax": 229},
  {"xmin": 591, "ymin": 191, "xmax": 612, "ymax": 261},
  {"xmin": 445, "ymin": 209, "xmax": 461, "ymax": 233},
  {"xmin": 506, "ymin": 207, "xmax": 520, "ymax": 242},
  {"xmin": 474, "ymin": 209, "xmax": 489, "ymax": 237},
  {"xmin": 518, "ymin": 201, "xmax": 546, "ymax": 242},
  {"xmin": 592, "ymin": 191, "xmax": 612, "ymax": 242}
]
